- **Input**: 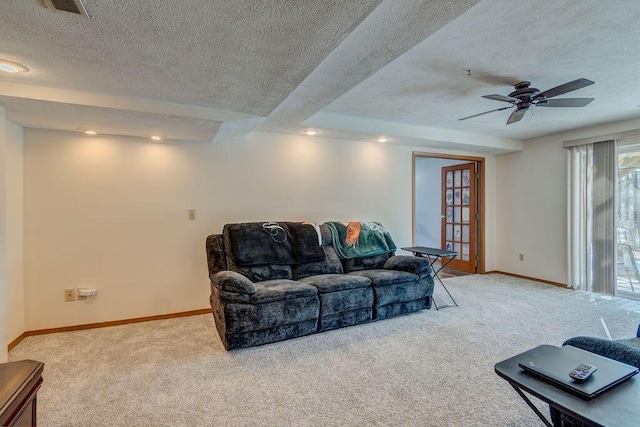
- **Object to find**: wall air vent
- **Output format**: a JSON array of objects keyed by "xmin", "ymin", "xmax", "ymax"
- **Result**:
[{"xmin": 42, "ymin": 0, "xmax": 90, "ymax": 17}]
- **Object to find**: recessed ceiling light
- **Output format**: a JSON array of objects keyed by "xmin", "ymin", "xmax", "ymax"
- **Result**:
[
  {"xmin": 77, "ymin": 127, "xmax": 99, "ymax": 135},
  {"xmin": 304, "ymin": 129, "xmax": 319, "ymax": 136},
  {"xmin": 377, "ymin": 137, "xmax": 389, "ymax": 143},
  {"xmin": 150, "ymin": 135, "xmax": 162, "ymax": 141},
  {"xmin": 0, "ymin": 60, "xmax": 29, "ymax": 73}
]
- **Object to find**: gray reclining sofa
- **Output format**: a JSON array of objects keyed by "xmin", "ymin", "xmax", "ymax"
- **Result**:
[{"xmin": 206, "ymin": 221, "xmax": 435, "ymax": 350}]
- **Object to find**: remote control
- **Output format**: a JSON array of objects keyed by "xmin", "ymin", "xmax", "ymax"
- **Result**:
[{"xmin": 569, "ymin": 363, "xmax": 597, "ymax": 383}]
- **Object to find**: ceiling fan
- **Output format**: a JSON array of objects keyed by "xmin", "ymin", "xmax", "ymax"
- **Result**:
[{"xmin": 459, "ymin": 78, "xmax": 595, "ymax": 125}]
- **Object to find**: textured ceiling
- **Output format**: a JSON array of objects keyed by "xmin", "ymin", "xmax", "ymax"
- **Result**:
[
  {"xmin": 0, "ymin": 0, "xmax": 639, "ymax": 149},
  {"xmin": 325, "ymin": 0, "xmax": 640, "ymax": 140},
  {"xmin": 0, "ymin": 0, "xmax": 380, "ymax": 115}
]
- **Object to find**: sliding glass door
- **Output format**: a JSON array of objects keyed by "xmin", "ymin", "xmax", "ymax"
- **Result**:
[
  {"xmin": 568, "ymin": 137, "xmax": 640, "ymax": 298},
  {"xmin": 616, "ymin": 143, "xmax": 640, "ymax": 298}
]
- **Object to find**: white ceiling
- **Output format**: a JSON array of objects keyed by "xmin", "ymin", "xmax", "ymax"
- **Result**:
[{"xmin": 1, "ymin": 0, "xmax": 639, "ymax": 152}]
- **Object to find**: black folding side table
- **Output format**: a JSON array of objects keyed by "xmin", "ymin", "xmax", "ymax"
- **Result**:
[
  {"xmin": 495, "ymin": 345, "xmax": 640, "ymax": 427},
  {"xmin": 401, "ymin": 246, "xmax": 459, "ymax": 310}
]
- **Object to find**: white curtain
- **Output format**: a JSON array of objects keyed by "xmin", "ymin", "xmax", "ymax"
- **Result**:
[
  {"xmin": 567, "ymin": 140, "xmax": 617, "ymax": 294},
  {"xmin": 567, "ymin": 144, "xmax": 593, "ymax": 291}
]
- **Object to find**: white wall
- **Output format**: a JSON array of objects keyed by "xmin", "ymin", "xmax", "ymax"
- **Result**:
[
  {"xmin": 495, "ymin": 117, "xmax": 640, "ymax": 284},
  {"xmin": 0, "ymin": 111, "xmax": 7, "ymax": 361},
  {"xmin": 17, "ymin": 114, "xmax": 640, "ymax": 335},
  {"xmin": 22, "ymin": 129, "xmax": 498, "ymax": 330},
  {"xmin": 414, "ymin": 157, "xmax": 467, "ymax": 248},
  {"xmin": 6, "ymin": 120, "xmax": 24, "ymax": 347},
  {"xmin": 0, "ymin": 115, "xmax": 22, "ymax": 360},
  {"xmin": 495, "ymin": 137, "xmax": 567, "ymax": 282}
]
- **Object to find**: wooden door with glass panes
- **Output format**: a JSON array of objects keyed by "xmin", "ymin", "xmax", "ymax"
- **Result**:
[{"xmin": 442, "ymin": 162, "xmax": 477, "ymax": 273}]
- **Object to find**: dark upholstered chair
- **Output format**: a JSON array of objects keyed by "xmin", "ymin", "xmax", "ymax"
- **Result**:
[{"xmin": 550, "ymin": 325, "xmax": 640, "ymax": 426}]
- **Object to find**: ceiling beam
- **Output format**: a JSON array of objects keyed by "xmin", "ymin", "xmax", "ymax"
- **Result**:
[
  {"xmin": 0, "ymin": 81, "xmax": 260, "ymax": 122},
  {"xmin": 302, "ymin": 112, "xmax": 524, "ymax": 152}
]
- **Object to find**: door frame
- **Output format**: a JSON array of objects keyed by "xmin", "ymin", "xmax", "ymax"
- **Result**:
[{"xmin": 412, "ymin": 151, "xmax": 486, "ymax": 274}]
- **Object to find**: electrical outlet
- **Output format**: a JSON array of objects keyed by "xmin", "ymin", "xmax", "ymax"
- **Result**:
[
  {"xmin": 519, "ymin": 254, "xmax": 524, "ymax": 261},
  {"xmin": 76, "ymin": 287, "xmax": 87, "ymax": 300},
  {"xmin": 188, "ymin": 209, "xmax": 196, "ymax": 220},
  {"xmin": 64, "ymin": 288, "xmax": 75, "ymax": 302}
]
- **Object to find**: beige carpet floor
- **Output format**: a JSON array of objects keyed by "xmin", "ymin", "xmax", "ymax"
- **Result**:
[{"xmin": 10, "ymin": 273, "xmax": 640, "ymax": 426}]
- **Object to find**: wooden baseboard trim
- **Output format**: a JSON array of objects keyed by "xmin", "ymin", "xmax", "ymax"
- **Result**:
[
  {"xmin": 484, "ymin": 270, "xmax": 568, "ymax": 289},
  {"xmin": 7, "ymin": 308, "xmax": 211, "ymax": 352},
  {"xmin": 7, "ymin": 332, "xmax": 28, "ymax": 352}
]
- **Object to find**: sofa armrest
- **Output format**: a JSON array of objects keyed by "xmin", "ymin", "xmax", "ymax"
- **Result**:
[
  {"xmin": 563, "ymin": 337, "xmax": 640, "ymax": 368},
  {"xmin": 383, "ymin": 255, "xmax": 431, "ymax": 277},
  {"xmin": 210, "ymin": 271, "xmax": 257, "ymax": 295}
]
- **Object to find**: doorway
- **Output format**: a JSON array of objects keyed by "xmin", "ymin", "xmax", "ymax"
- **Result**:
[{"xmin": 412, "ymin": 152, "xmax": 486, "ymax": 274}]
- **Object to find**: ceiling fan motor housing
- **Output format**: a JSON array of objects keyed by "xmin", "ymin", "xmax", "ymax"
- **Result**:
[{"xmin": 509, "ymin": 81, "xmax": 540, "ymax": 100}]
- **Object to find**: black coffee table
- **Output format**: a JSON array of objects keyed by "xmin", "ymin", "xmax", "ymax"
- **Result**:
[{"xmin": 495, "ymin": 345, "xmax": 640, "ymax": 427}]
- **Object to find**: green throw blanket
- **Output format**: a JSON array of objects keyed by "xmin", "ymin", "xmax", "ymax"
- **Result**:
[{"xmin": 323, "ymin": 221, "xmax": 396, "ymax": 259}]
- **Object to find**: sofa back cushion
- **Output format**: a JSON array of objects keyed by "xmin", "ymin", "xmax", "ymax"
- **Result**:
[
  {"xmin": 292, "ymin": 225, "xmax": 343, "ymax": 279},
  {"xmin": 225, "ymin": 252, "xmax": 293, "ymax": 282},
  {"xmin": 224, "ymin": 222, "xmax": 324, "ymax": 266},
  {"xmin": 222, "ymin": 222, "xmax": 326, "ymax": 282},
  {"xmin": 210, "ymin": 222, "xmax": 392, "ymax": 281},
  {"xmin": 206, "ymin": 233, "xmax": 290, "ymax": 282},
  {"xmin": 341, "ymin": 252, "xmax": 393, "ymax": 272}
]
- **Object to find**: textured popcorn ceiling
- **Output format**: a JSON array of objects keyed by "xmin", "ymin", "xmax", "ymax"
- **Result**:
[
  {"xmin": 0, "ymin": 0, "xmax": 639, "ymax": 148},
  {"xmin": 324, "ymin": 0, "xmax": 640, "ymax": 141},
  {"xmin": 0, "ymin": 0, "xmax": 380, "ymax": 115}
]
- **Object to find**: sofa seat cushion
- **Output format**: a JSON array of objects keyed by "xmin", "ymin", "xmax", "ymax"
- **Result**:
[
  {"xmin": 299, "ymin": 274, "xmax": 371, "ymax": 293},
  {"xmin": 347, "ymin": 269, "xmax": 418, "ymax": 286},
  {"xmin": 250, "ymin": 280, "xmax": 318, "ymax": 304}
]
